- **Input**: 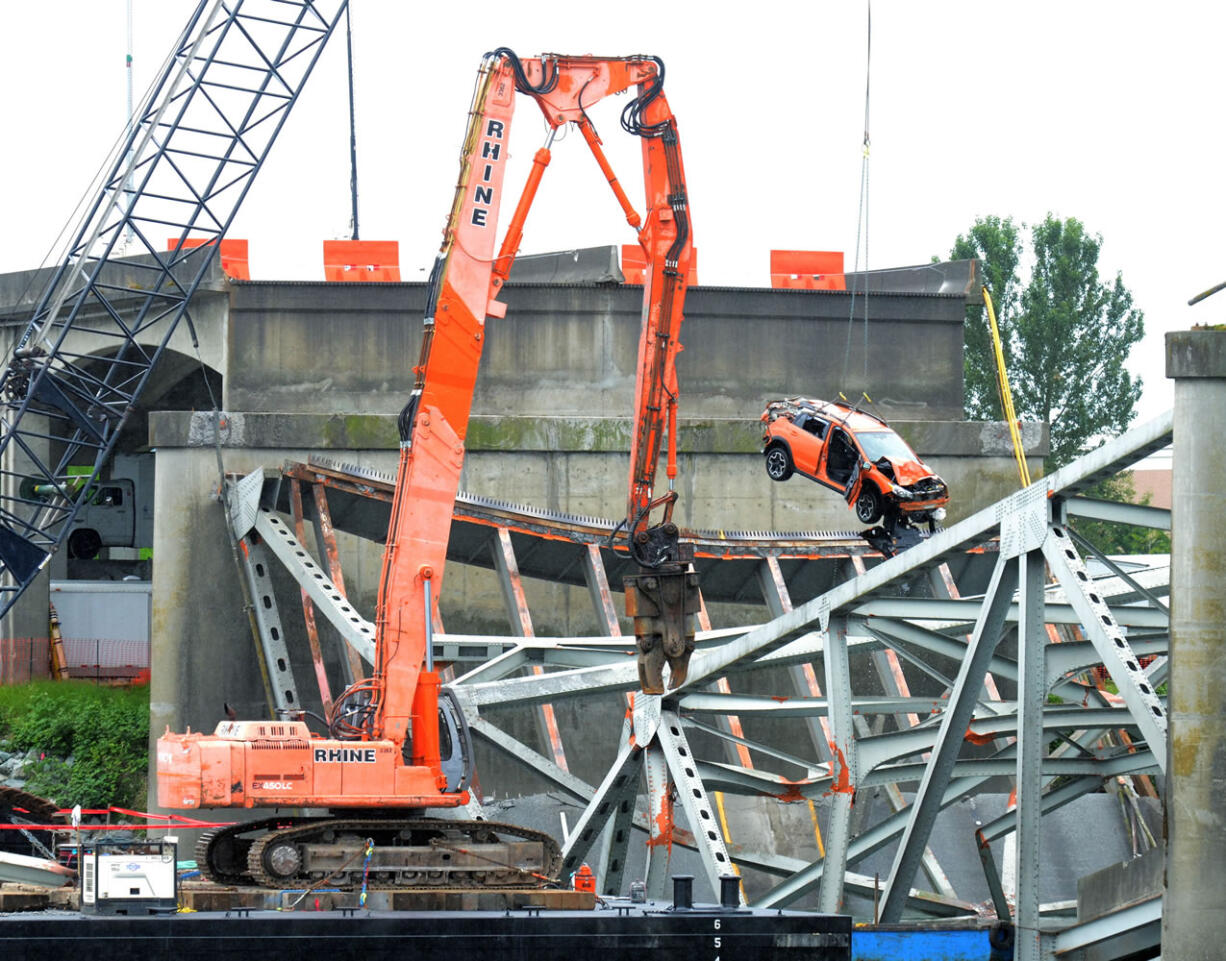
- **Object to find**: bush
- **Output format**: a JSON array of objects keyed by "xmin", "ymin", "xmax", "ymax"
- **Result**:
[{"xmin": 0, "ymin": 681, "xmax": 149, "ymax": 808}]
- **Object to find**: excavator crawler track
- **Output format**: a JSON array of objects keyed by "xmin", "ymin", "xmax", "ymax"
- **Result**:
[
  {"xmin": 195, "ymin": 825, "xmax": 261, "ymax": 886},
  {"xmin": 198, "ymin": 816, "xmax": 561, "ymax": 891}
]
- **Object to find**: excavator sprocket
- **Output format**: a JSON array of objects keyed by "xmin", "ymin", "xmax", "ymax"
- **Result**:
[{"xmin": 197, "ymin": 816, "xmax": 562, "ymax": 891}]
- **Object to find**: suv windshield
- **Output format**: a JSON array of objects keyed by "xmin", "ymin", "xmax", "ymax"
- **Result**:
[{"xmin": 857, "ymin": 430, "xmax": 915, "ymax": 463}]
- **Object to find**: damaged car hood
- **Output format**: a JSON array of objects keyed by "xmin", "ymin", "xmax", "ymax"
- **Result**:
[{"xmin": 884, "ymin": 457, "xmax": 937, "ymax": 487}]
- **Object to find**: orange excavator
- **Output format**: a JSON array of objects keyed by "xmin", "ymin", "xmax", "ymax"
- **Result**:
[{"xmin": 157, "ymin": 49, "xmax": 697, "ymax": 889}]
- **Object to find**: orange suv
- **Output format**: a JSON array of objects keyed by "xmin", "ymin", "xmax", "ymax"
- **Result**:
[{"xmin": 761, "ymin": 397, "xmax": 949, "ymax": 527}]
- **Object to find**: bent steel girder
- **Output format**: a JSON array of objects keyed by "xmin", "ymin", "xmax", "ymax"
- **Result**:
[
  {"xmin": 876, "ymin": 552, "xmax": 1019, "ymax": 920},
  {"xmin": 0, "ymin": 0, "xmax": 347, "ymax": 614},
  {"xmin": 818, "ymin": 613, "xmax": 858, "ymax": 912},
  {"xmin": 654, "ymin": 707, "xmax": 739, "ymax": 900},
  {"xmin": 1043, "ymin": 524, "xmax": 1168, "ymax": 769},
  {"xmin": 559, "ymin": 714, "xmax": 646, "ymax": 877},
  {"xmin": 236, "ymin": 410, "xmax": 1172, "ymax": 919}
]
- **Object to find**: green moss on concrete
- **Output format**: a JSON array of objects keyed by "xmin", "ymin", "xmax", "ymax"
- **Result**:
[
  {"xmin": 676, "ymin": 419, "xmax": 763, "ymax": 454},
  {"xmin": 465, "ymin": 416, "xmax": 764, "ymax": 453},
  {"xmin": 328, "ymin": 413, "xmax": 399, "ymax": 449},
  {"xmin": 465, "ymin": 417, "xmax": 630, "ymax": 452},
  {"xmin": 150, "ymin": 410, "xmax": 1040, "ymax": 459},
  {"xmin": 464, "ymin": 417, "xmax": 545, "ymax": 450}
]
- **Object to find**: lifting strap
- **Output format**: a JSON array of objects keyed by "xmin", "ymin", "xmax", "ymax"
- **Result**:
[{"xmin": 983, "ymin": 286, "xmax": 1031, "ymax": 487}]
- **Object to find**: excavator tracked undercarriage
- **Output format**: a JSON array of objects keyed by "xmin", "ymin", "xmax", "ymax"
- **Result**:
[{"xmin": 196, "ymin": 817, "xmax": 562, "ymax": 890}]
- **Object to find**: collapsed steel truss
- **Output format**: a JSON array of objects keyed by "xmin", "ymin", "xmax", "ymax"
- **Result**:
[
  {"xmin": 0, "ymin": 0, "xmax": 347, "ymax": 614},
  {"xmin": 232, "ymin": 410, "xmax": 1171, "ymax": 955}
]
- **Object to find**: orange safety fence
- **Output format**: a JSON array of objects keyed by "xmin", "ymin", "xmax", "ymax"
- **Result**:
[
  {"xmin": 0, "ymin": 807, "xmax": 234, "ymax": 832},
  {"xmin": 323, "ymin": 239, "xmax": 401, "ymax": 282},
  {"xmin": 0, "ymin": 638, "xmax": 51, "ymax": 684},
  {"xmin": 0, "ymin": 637, "xmax": 149, "ymax": 686},
  {"xmin": 769, "ymin": 249, "xmax": 845, "ymax": 290},
  {"xmin": 165, "ymin": 237, "xmax": 251, "ymax": 280}
]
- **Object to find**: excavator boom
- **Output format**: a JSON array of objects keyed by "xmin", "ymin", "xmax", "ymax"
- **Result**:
[{"xmin": 158, "ymin": 48, "xmax": 700, "ymax": 889}]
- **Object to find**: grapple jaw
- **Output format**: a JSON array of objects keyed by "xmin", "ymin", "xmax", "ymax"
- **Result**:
[{"xmin": 625, "ymin": 564, "xmax": 700, "ymax": 694}]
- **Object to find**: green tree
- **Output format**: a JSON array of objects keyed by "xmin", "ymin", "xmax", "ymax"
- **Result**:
[
  {"xmin": 950, "ymin": 213, "xmax": 1144, "ymax": 471},
  {"xmin": 948, "ymin": 214, "xmax": 1156, "ymax": 556},
  {"xmin": 951, "ymin": 215, "xmax": 1022, "ymax": 421}
]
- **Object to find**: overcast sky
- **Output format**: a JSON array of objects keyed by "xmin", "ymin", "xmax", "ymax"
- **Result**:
[{"xmin": 1, "ymin": 1, "xmax": 1221, "ymax": 422}]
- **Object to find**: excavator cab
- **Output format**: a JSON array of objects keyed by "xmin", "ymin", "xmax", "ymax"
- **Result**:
[{"xmin": 437, "ymin": 688, "xmax": 472, "ymax": 794}]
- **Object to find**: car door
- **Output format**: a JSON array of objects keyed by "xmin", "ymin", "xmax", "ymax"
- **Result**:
[
  {"xmin": 820, "ymin": 427, "xmax": 856, "ymax": 494},
  {"xmin": 802, "ymin": 418, "xmax": 835, "ymax": 488},
  {"xmin": 842, "ymin": 455, "xmax": 865, "ymax": 508},
  {"xmin": 832, "ymin": 431, "xmax": 867, "ymax": 506},
  {"xmin": 789, "ymin": 414, "xmax": 823, "ymax": 476}
]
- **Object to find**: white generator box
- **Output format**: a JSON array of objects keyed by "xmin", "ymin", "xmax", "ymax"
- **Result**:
[{"xmin": 80, "ymin": 837, "xmax": 177, "ymax": 915}]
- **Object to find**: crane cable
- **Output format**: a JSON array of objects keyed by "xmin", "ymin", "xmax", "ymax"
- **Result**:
[
  {"xmin": 842, "ymin": 0, "xmax": 872, "ymax": 387},
  {"xmin": 983, "ymin": 286, "xmax": 1031, "ymax": 487},
  {"xmin": 345, "ymin": 3, "xmax": 359, "ymax": 240}
]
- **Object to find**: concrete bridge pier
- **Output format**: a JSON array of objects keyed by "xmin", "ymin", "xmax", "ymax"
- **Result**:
[{"xmin": 1163, "ymin": 328, "xmax": 1226, "ymax": 959}]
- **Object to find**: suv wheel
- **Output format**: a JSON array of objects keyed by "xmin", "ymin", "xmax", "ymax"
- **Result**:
[
  {"xmin": 765, "ymin": 445, "xmax": 794, "ymax": 481},
  {"xmin": 854, "ymin": 487, "xmax": 883, "ymax": 525}
]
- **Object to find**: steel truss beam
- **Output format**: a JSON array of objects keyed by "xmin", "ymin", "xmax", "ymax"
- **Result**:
[
  {"xmin": 237, "ymin": 410, "xmax": 1173, "ymax": 926},
  {"xmin": 228, "ymin": 470, "xmax": 299, "ymax": 712},
  {"xmin": 230, "ymin": 470, "xmax": 375, "ymax": 666},
  {"xmin": 1051, "ymin": 895, "xmax": 1161, "ymax": 959}
]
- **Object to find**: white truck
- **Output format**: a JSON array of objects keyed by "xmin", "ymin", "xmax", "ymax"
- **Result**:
[
  {"xmin": 22, "ymin": 453, "xmax": 153, "ymax": 560},
  {"xmin": 64, "ymin": 478, "xmax": 136, "ymax": 559}
]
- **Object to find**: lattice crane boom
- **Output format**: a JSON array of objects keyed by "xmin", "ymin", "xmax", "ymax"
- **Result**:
[{"xmin": 0, "ymin": 0, "xmax": 349, "ymax": 615}]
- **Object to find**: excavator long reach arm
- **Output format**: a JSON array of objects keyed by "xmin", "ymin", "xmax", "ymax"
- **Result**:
[
  {"xmin": 158, "ymin": 49, "xmax": 698, "ymax": 889},
  {"xmin": 617, "ymin": 67, "xmax": 701, "ymax": 694}
]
